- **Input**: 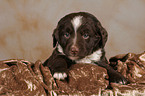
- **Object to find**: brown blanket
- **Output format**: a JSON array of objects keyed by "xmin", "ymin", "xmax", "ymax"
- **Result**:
[{"xmin": 0, "ymin": 52, "xmax": 145, "ymax": 96}]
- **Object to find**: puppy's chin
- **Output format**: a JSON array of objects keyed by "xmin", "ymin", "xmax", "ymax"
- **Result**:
[{"xmin": 68, "ymin": 56, "xmax": 80, "ymax": 60}]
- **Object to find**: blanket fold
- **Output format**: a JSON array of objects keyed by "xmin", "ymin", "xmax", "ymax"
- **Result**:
[{"xmin": 0, "ymin": 52, "xmax": 145, "ymax": 96}]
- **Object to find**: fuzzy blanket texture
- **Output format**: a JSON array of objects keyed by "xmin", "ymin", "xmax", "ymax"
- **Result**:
[{"xmin": 0, "ymin": 52, "xmax": 145, "ymax": 96}]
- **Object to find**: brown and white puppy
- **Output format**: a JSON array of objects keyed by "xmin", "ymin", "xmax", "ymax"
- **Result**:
[{"xmin": 44, "ymin": 12, "xmax": 127, "ymax": 84}]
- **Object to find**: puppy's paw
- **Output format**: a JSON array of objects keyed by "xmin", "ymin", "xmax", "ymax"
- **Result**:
[
  {"xmin": 109, "ymin": 73, "xmax": 128, "ymax": 85},
  {"xmin": 53, "ymin": 72, "xmax": 67, "ymax": 80}
]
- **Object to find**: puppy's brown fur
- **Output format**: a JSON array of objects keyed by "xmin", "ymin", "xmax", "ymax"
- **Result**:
[{"xmin": 44, "ymin": 12, "xmax": 127, "ymax": 84}]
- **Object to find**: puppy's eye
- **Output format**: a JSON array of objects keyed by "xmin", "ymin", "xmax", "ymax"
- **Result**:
[
  {"xmin": 64, "ymin": 33, "xmax": 70, "ymax": 38},
  {"xmin": 82, "ymin": 34, "xmax": 89, "ymax": 39}
]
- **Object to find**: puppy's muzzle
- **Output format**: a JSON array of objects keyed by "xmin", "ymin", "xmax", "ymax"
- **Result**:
[{"xmin": 70, "ymin": 46, "xmax": 79, "ymax": 56}]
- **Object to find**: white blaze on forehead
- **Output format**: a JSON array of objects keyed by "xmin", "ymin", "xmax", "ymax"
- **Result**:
[
  {"xmin": 71, "ymin": 16, "xmax": 83, "ymax": 45},
  {"xmin": 71, "ymin": 16, "xmax": 83, "ymax": 31}
]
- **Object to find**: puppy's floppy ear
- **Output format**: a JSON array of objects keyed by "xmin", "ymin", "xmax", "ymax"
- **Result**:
[
  {"xmin": 52, "ymin": 28, "xmax": 59, "ymax": 48},
  {"xmin": 96, "ymin": 22, "xmax": 108, "ymax": 48}
]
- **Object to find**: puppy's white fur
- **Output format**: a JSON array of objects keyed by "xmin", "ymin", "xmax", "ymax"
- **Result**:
[
  {"xmin": 53, "ymin": 72, "xmax": 67, "ymax": 80},
  {"xmin": 71, "ymin": 16, "xmax": 83, "ymax": 32},
  {"xmin": 75, "ymin": 49, "xmax": 102, "ymax": 64},
  {"xmin": 57, "ymin": 44, "xmax": 64, "ymax": 54},
  {"xmin": 71, "ymin": 16, "xmax": 83, "ymax": 45}
]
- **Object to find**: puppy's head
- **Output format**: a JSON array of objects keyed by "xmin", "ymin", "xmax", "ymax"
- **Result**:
[{"xmin": 53, "ymin": 12, "xmax": 108, "ymax": 60}]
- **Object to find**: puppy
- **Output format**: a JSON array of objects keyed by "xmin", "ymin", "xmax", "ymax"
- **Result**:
[{"xmin": 44, "ymin": 12, "xmax": 127, "ymax": 84}]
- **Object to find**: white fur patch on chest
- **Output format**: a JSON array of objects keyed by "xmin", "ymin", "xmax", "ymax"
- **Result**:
[
  {"xmin": 57, "ymin": 44, "xmax": 64, "ymax": 54},
  {"xmin": 75, "ymin": 49, "xmax": 102, "ymax": 64}
]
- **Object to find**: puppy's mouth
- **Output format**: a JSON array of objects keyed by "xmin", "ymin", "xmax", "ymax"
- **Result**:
[
  {"xmin": 68, "ymin": 54, "xmax": 85, "ymax": 60},
  {"xmin": 68, "ymin": 56, "xmax": 80, "ymax": 60}
]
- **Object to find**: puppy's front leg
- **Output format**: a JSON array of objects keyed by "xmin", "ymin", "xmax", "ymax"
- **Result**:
[
  {"xmin": 44, "ymin": 56, "xmax": 68, "ymax": 80},
  {"xmin": 96, "ymin": 57, "xmax": 127, "ymax": 84},
  {"xmin": 52, "ymin": 58, "xmax": 68, "ymax": 80}
]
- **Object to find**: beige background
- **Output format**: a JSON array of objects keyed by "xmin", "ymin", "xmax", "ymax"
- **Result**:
[{"xmin": 0, "ymin": 0, "xmax": 145, "ymax": 62}]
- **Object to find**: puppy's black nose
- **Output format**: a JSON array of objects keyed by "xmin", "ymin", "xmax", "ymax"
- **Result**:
[{"xmin": 70, "ymin": 46, "xmax": 79, "ymax": 55}]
